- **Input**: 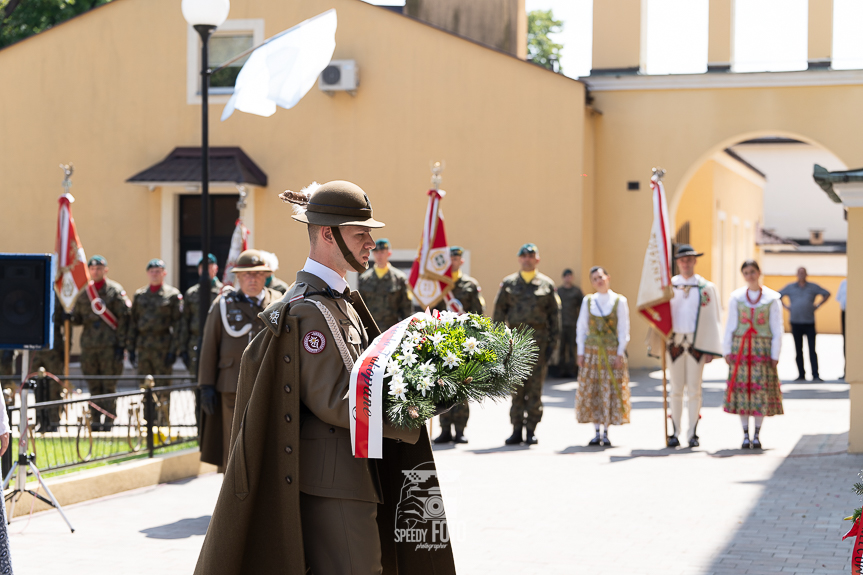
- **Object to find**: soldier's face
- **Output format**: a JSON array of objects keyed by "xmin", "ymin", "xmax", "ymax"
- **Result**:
[
  {"xmin": 451, "ymin": 255, "xmax": 463, "ymax": 272},
  {"xmin": 373, "ymin": 248, "xmax": 391, "ymax": 267},
  {"xmin": 147, "ymin": 267, "xmax": 166, "ymax": 285},
  {"xmin": 207, "ymin": 263, "xmax": 219, "ymax": 279},
  {"xmin": 519, "ymin": 253, "xmax": 539, "ymax": 272},
  {"xmin": 345, "ymin": 226, "xmax": 375, "ymax": 267},
  {"xmin": 562, "ymin": 273, "xmax": 573, "ymax": 287},
  {"xmin": 237, "ymin": 271, "xmax": 266, "ymax": 297},
  {"xmin": 89, "ymin": 264, "xmax": 106, "ymax": 282}
]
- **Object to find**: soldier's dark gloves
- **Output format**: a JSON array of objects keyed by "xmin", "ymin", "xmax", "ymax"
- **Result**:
[
  {"xmin": 164, "ymin": 352, "xmax": 176, "ymax": 368},
  {"xmin": 180, "ymin": 351, "xmax": 191, "ymax": 370},
  {"xmin": 433, "ymin": 401, "xmax": 458, "ymax": 417},
  {"xmin": 114, "ymin": 346, "xmax": 124, "ymax": 362},
  {"xmin": 200, "ymin": 386, "xmax": 218, "ymax": 416},
  {"xmin": 128, "ymin": 350, "xmax": 137, "ymax": 368}
]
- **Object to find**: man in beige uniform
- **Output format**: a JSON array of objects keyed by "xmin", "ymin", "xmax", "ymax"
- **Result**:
[
  {"xmin": 198, "ymin": 250, "xmax": 279, "ymax": 469},
  {"xmin": 194, "ymin": 181, "xmax": 456, "ymax": 575}
]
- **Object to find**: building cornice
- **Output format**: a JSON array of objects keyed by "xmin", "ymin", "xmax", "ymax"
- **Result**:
[
  {"xmin": 833, "ymin": 182, "xmax": 863, "ymax": 208},
  {"xmin": 584, "ymin": 69, "xmax": 863, "ymax": 92}
]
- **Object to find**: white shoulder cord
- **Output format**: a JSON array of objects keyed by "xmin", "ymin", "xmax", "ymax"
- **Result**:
[
  {"xmin": 307, "ymin": 299, "xmax": 355, "ymax": 372},
  {"xmin": 220, "ymin": 296, "xmax": 253, "ymax": 338}
]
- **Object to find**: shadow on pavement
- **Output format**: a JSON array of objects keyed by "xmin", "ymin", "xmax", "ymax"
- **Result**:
[
  {"xmin": 559, "ymin": 445, "xmax": 613, "ymax": 454},
  {"xmin": 466, "ymin": 445, "xmax": 532, "ymax": 455},
  {"xmin": 607, "ymin": 447, "xmax": 701, "ymax": 463},
  {"xmin": 706, "ymin": 433, "xmax": 861, "ymax": 574},
  {"xmin": 140, "ymin": 515, "xmax": 210, "ymax": 539},
  {"xmin": 707, "ymin": 448, "xmax": 773, "ymax": 458}
]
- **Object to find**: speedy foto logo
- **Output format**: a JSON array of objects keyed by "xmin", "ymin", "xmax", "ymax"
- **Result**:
[{"xmin": 394, "ymin": 462, "xmax": 450, "ymax": 551}]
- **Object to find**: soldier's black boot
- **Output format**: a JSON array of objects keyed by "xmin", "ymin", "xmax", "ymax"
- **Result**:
[
  {"xmin": 453, "ymin": 427, "xmax": 468, "ymax": 444},
  {"xmin": 525, "ymin": 427, "xmax": 538, "ymax": 445},
  {"xmin": 433, "ymin": 426, "xmax": 454, "ymax": 444},
  {"xmin": 504, "ymin": 424, "xmax": 524, "ymax": 445}
]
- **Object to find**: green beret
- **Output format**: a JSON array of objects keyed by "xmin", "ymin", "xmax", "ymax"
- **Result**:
[
  {"xmin": 517, "ymin": 243, "xmax": 538, "ymax": 256},
  {"xmin": 198, "ymin": 253, "xmax": 217, "ymax": 266},
  {"xmin": 449, "ymin": 246, "xmax": 464, "ymax": 257},
  {"xmin": 146, "ymin": 258, "xmax": 166, "ymax": 270},
  {"xmin": 88, "ymin": 255, "xmax": 107, "ymax": 266},
  {"xmin": 374, "ymin": 238, "xmax": 391, "ymax": 251}
]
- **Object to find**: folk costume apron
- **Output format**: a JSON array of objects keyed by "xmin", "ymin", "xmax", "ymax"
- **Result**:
[
  {"xmin": 575, "ymin": 295, "xmax": 631, "ymax": 426},
  {"xmin": 724, "ymin": 300, "xmax": 784, "ymax": 417}
]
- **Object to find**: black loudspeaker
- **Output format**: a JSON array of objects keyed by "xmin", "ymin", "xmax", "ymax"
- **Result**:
[{"xmin": 0, "ymin": 254, "xmax": 55, "ymax": 350}]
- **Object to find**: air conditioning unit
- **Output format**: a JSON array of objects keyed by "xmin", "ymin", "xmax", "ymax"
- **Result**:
[{"xmin": 318, "ymin": 60, "xmax": 359, "ymax": 94}]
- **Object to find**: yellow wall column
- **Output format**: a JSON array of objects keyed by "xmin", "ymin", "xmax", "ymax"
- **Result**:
[
  {"xmin": 591, "ymin": 0, "xmax": 642, "ymax": 73},
  {"xmin": 708, "ymin": 0, "xmax": 732, "ymax": 71},
  {"xmin": 834, "ymin": 184, "xmax": 863, "ymax": 452},
  {"xmin": 808, "ymin": 0, "xmax": 834, "ymax": 68}
]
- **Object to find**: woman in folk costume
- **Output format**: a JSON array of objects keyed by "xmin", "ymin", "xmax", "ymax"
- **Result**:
[
  {"xmin": 723, "ymin": 260, "xmax": 784, "ymax": 449},
  {"xmin": 576, "ymin": 266, "xmax": 631, "ymax": 446}
]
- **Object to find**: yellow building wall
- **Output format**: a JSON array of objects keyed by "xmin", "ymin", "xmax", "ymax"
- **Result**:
[
  {"xmin": 763, "ymin": 275, "xmax": 845, "ymax": 335},
  {"xmin": 0, "ymin": 0, "xmax": 587, "ymax": 311}
]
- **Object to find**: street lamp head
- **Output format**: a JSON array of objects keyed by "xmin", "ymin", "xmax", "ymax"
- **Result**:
[{"xmin": 182, "ymin": 0, "xmax": 230, "ymax": 27}]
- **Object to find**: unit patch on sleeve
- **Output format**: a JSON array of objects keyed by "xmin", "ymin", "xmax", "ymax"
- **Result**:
[{"xmin": 303, "ymin": 330, "xmax": 327, "ymax": 354}]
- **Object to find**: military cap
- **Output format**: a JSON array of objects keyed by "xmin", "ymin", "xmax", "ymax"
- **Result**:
[
  {"xmin": 450, "ymin": 246, "xmax": 464, "ymax": 257},
  {"xmin": 198, "ymin": 253, "xmax": 217, "ymax": 266},
  {"xmin": 562, "ymin": 268, "xmax": 573, "ymax": 277},
  {"xmin": 374, "ymin": 238, "xmax": 391, "ymax": 251},
  {"xmin": 281, "ymin": 180, "xmax": 385, "ymax": 228},
  {"xmin": 146, "ymin": 258, "xmax": 165, "ymax": 270},
  {"xmin": 88, "ymin": 255, "xmax": 107, "ymax": 266},
  {"xmin": 231, "ymin": 250, "xmax": 272, "ymax": 273},
  {"xmin": 517, "ymin": 243, "xmax": 538, "ymax": 256},
  {"xmin": 674, "ymin": 244, "xmax": 704, "ymax": 259}
]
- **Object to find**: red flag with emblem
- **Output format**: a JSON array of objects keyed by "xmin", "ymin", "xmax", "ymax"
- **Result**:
[
  {"xmin": 408, "ymin": 189, "xmax": 462, "ymax": 313},
  {"xmin": 636, "ymin": 174, "xmax": 673, "ymax": 338},
  {"xmin": 54, "ymin": 194, "xmax": 90, "ymax": 313}
]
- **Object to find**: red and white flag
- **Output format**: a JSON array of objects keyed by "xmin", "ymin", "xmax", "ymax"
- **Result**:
[
  {"xmin": 636, "ymin": 174, "xmax": 673, "ymax": 338},
  {"xmin": 54, "ymin": 194, "xmax": 90, "ymax": 313},
  {"xmin": 408, "ymin": 190, "xmax": 462, "ymax": 313},
  {"xmin": 350, "ymin": 312, "xmax": 425, "ymax": 458},
  {"xmin": 222, "ymin": 219, "xmax": 250, "ymax": 285},
  {"xmin": 843, "ymin": 516, "xmax": 863, "ymax": 574}
]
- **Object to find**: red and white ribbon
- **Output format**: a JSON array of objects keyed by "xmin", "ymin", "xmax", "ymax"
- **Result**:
[{"xmin": 350, "ymin": 312, "xmax": 426, "ymax": 458}]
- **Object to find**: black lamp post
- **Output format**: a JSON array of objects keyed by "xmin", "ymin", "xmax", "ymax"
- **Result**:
[{"xmin": 182, "ymin": 0, "xmax": 230, "ymax": 359}]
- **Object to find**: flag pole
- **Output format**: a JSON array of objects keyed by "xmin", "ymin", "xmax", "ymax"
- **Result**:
[
  {"xmin": 64, "ymin": 320, "xmax": 70, "ymax": 378},
  {"xmin": 661, "ymin": 339, "xmax": 669, "ymax": 446}
]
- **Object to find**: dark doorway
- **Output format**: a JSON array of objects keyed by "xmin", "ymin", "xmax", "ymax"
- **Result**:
[{"xmin": 179, "ymin": 194, "xmax": 239, "ymax": 293}]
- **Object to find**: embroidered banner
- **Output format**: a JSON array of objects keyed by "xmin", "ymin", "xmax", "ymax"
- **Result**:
[
  {"xmin": 636, "ymin": 174, "xmax": 673, "ymax": 338},
  {"xmin": 54, "ymin": 194, "xmax": 90, "ymax": 313}
]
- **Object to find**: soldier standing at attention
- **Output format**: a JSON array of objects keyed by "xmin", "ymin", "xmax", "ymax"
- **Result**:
[
  {"xmin": 178, "ymin": 253, "xmax": 222, "ymax": 378},
  {"xmin": 71, "ymin": 255, "xmax": 131, "ymax": 431},
  {"xmin": 434, "ymin": 245, "xmax": 485, "ymax": 444},
  {"xmin": 557, "ymin": 269, "xmax": 584, "ymax": 379},
  {"xmin": 198, "ymin": 250, "xmax": 279, "ymax": 470},
  {"xmin": 493, "ymin": 243, "xmax": 561, "ymax": 446},
  {"xmin": 357, "ymin": 238, "xmax": 412, "ymax": 331},
  {"xmin": 127, "ymin": 259, "xmax": 183, "ymax": 425}
]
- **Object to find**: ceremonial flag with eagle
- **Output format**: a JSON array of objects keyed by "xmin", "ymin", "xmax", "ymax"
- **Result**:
[
  {"xmin": 54, "ymin": 193, "xmax": 90, "ymax": 313},
  {"xmin": 408, "ymin": 189, "xmax": 462, "ymax": 312},
  {"xmin": 636, "ymin": 173, "xmax": 673, "ymax": 338}
]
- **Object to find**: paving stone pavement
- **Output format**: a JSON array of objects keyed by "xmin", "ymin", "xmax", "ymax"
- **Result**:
[{"xmin": 8, "ymin": 334, "xmax": 861, "ymax": 574}]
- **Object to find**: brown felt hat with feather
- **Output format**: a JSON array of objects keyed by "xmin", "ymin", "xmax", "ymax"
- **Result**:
[{"xmin": 280, "ymin": 180, "xmax": 385, "ymax": 228}]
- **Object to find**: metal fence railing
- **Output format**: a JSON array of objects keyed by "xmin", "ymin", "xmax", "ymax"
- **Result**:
[{"xmin": 0, "ymin": 373, "xmax": 200, "ymax": 477}]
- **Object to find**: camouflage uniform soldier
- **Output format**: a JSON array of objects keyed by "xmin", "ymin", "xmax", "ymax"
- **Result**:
[
  {"xmin": 557, "ymin": 269, "xmax": 584, "ymax": 379},
  {"xmin": 127, "ymin": 259, "xmax": 183, "ymax": 426},
  {"xmin": 178, "ymin": 254, "xmax": 223, "ymax": 378},
  {"xmin": 71, "ymin": 255, "xmax": 131, "ymax": 431},
  {"xmin": 30, "ymin": 295, "xmax": 65, "ymax": 432},
  {"xmin": 434, "ymin": 246, "xmax": 485, "ymax": 444},
  {"xmin": 357, "ymin": 238, "xmax": 412, "ymax": 331},
  {"xmin": 493, "ymin": 243, "xmax": 561, "ymax": 446}
]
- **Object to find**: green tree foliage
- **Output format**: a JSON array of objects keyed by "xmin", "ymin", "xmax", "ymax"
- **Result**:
[
  {"xmin": 1, "ymin": 0, "xmax": 114, "ymax": 49},
  {"xmin": 527, "ymin": 9, "xmax": 564, "ymax": 74}
]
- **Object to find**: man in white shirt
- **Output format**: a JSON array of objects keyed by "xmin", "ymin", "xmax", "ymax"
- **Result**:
[{"xmin": 667, "ymin": 245, "xmax": 723, "ymax": 448}]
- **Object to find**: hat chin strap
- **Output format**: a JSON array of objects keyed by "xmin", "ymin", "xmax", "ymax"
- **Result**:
[{"xmin": 331, "ymin": 227, "xmax": 368, "ymax": 274}]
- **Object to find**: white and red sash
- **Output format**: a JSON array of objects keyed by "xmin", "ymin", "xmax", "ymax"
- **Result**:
[
  {"xmin": 349, "ymin": 312, "xmax": 425, "ymax": 459},
  {"xmin": 85, "ymin": 281, "xmax": 119, "ymax": 330}
]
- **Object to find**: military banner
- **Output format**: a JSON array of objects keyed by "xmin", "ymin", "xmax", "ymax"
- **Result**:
[
  {"xmin": 636, "ymin": 173, "xmax": 673, "ymax": 338},
  {"xmin": 223, "ymin": 218, "xmax": 249, "ymax": 285},
  {"xmin": 408, "ymin": 189, "xmax": 461, "ymax": 312},
  {"xmin": 54, "ymin": 193, "xmax": 90, "ymax": 313}
]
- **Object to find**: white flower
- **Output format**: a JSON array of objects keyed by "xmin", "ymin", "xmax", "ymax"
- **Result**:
[
  {"xmin": 389, "ymin": 375, "xmax": 407, "ymax": 401},
  {"xmin": 439, "ymin": 310, "xmax": 458, "ymax": 325},
  {"xmin": 416, "ymin": 377, "xmax": 433, "ymax": 397},
  {"xmin": 401, "ymin": 341, "xmax": 417, "ymax": 356},
  {"xmin": 407, "ymin": 331, "xmax": 423, "ymax": 346},
  {"xmin": 443, "ymin": 351, "xmax": 461, "ymax": 369},
  {"xmin": 418, "ymin": 359, "xmax": 435, "ymax": 378},
  {"xmin": 455, "ymin": 313, "xmax": 470, "ymax": 324},
  {"xmin": 462, "ymin": 337, "xmax": 480, "ymax": 355},
  {"xmin": 428, "ymin": 332, "xmax": 446, "ymax": 348},
  {"xmin": 504, "ymin": 326, "xmax": 512, "ymax": 337},
  {"xmin": 400, "ymin": 349, "xmax": 418, "ymax": 367},
  {"xmin": 385, "ymin": 358, "xmax": 402, "ymax": 377}
]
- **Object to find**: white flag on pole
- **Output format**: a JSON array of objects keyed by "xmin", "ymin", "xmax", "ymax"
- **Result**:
[{"xmin": 221, "ymin": 9, "xmax": 337, "ymax": 121}]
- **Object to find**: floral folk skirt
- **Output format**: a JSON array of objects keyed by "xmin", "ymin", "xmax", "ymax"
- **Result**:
[
  {"xmin": 575, "ymin": 343, "xmax": 631, "ymax": 425},
  {"xmin": 724, "ymin": 334, "xmax": 783, "ymax": 417}
]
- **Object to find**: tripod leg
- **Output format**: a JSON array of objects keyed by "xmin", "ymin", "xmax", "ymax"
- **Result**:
[
  {"xmin": 27, "ymin": 462, "xmax": 74, "ymax": 533},
  {"xmin": 2, "ymin": 462, "xmax": 18, "ymax": 525},
  {"xmin": 1, "ymin": 462, "xmax": 17, "ymax": 491}
]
